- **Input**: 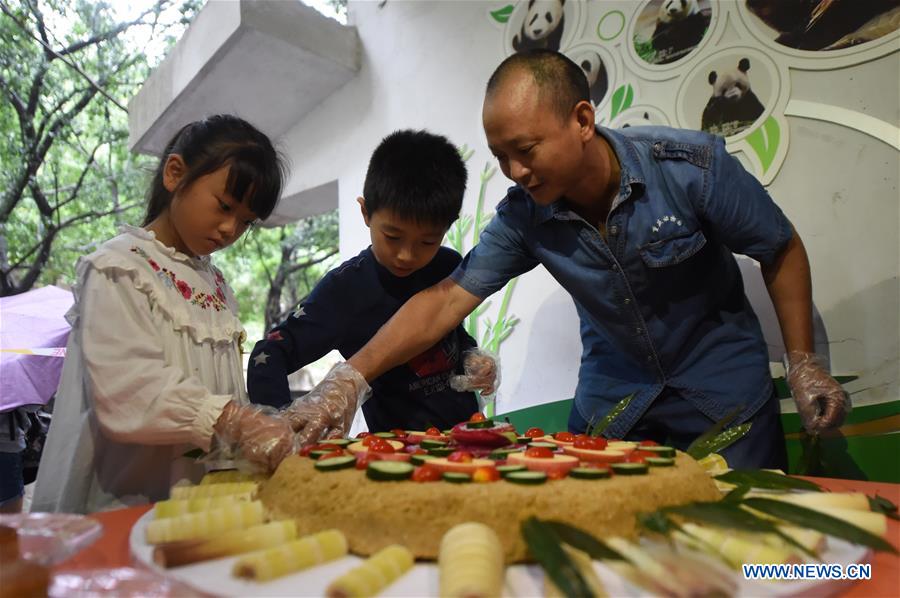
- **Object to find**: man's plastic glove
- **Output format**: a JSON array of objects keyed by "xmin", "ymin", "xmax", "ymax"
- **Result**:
[
  {"xmin": 284, "ymin": 362, "xmax": 371, "ymax": 447},
  {"xmin": 785, "ymin": 350, "xmax": 851, "ymax": 434},
  {"xmin": 450, "ymin": 349, "xmax": 500, "ymax": 397},
  {"xmin": 213, "ymin": 401, "xmax": 296, "ymax": 471}
]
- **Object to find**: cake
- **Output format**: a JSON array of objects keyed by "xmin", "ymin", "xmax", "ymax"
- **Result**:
[{"xmin": 258, "ymin": 446, "xmax": 719, "ymax": 562}]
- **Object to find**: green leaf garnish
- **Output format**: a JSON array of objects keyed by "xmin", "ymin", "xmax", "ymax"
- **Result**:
[
  {"xmin": 715, "ymin": 470, "xmax": 822, "ymax": 492},
  {"xmin": 686, "ymin": 405, "xmax": 743, "ymax": 459},
  {"xmin": 743, "ymin": 497, "xmax": 898, "ymax": 555},
  {"xmin": 637, "ymin": 511, "xmax": 680, "ymax": 536},
  {"xmin": 589, "ymin": 393, "xmax": 634, "ymax": 437},
  {"xmin": 722, "ymin": 485, "xmax": 751, "ymax": 503},
  {"xmin": 545, "ymin": 520, "xmax": 623, "ymax": 561},
  {"xmin": 868, "ymin": 495, "xmax": 900, "ymax": 521},
  {"xmin": 521, "ymin": 517, "xmax": 596, "ymax": 598}
]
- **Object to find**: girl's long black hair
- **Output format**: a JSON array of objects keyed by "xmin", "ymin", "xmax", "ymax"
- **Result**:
[{"xmin": 143, "ymin": 114, "xmax": 287, "ymax": 225}]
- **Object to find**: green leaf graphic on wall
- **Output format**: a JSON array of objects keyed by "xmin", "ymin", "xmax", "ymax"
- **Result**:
[
  {"xmin": 448, "ymin": 145, "xmax": 521, "ymax": 416},
  {"xmin": 610, "ymin": 84, "xmax": 634, "ymax": 120},
  {"xmin": 490, "ymin": 4, "xmax": 515, "ymax": 24},
  {"xmin": 745, "ymin": 116, "xmax": 781, "ymax": 174}
]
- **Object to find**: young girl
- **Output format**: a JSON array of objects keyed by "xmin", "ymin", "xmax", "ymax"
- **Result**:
[{"xmin": 32, "ymin": 115, "xmax": 294, "ymax": 514}]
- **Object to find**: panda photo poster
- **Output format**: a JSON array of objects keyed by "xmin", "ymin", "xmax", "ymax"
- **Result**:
[{"xmin": 633, "ymin": 0, "xmax": 713, "ymax": 65}]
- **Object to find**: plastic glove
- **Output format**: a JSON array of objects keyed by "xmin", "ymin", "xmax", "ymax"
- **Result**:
[
  {"xmin": 450, "ymin": 349, "xmax": 500, "ymax": 397},
  {"xmin": 785, "ymin": 350, "xmax": 851, "ymax": 434},
  {"xmin": 213, "ymin": 401, "xmax": 296, "ymax": 472},
  {"xmin": 284, "ymin": 362, "xmax": 371, "ymax": 447}
]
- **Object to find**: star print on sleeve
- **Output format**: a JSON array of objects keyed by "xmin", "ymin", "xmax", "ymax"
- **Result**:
[
  {"xmin": 291, "ymin": 306, "xmax": 306, "ymax": 318},
  {"xmin": 253, "ymin": 352, "xmax": 269, "ymax": 366}
]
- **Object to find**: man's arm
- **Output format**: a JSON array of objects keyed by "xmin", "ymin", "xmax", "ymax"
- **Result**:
[
  {"xmin": 761, "ymin": 226, "xmax": 813, "ymax": 353},
  {"xmin": 348, "ymin": 277, "xmax": 483, "ymax": 381}
]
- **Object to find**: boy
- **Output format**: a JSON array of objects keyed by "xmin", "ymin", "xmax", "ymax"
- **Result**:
[{"xmin": 248, "ymin": 130, "xmax": 496, "ymax": 433}]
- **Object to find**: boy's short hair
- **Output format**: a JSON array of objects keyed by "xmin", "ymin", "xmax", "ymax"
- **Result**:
[{"xmin": 362, "ymin": 129, "xmax": 467, "ymax": 228}]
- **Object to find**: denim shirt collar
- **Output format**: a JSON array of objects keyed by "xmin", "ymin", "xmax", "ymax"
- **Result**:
[{"xmin": 534, "ymin": 126, "xmax": 646, "ymax": 225}]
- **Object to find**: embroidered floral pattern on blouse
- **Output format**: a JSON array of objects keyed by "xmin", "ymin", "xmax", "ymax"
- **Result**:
[{"xmin": 131, "ymin": 246, "xmax": 228, "ymax": 312}]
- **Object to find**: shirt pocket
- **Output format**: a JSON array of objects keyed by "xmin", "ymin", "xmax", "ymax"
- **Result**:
[{"xmin": 638, "ymin": 229, "xmax": 707, "ymax": 268}]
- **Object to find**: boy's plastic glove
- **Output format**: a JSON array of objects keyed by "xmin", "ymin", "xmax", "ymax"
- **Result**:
[
  {"xmin": 450, "ymin": 349, "xmax": 500, "ymax": 397},
  {"xmin": 284, "ymin": 362, "xmax": 371, "ymax": 447},
  {"xmin": 785, "ymin": 350, "xmax": 851, "ymax": 434},
  {"xmin": 213, "ymin": 401, "xmax": 296, "ymax": 472}
]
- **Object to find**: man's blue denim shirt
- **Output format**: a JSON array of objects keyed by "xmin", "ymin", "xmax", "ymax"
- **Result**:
[{"xmin": 451, "ymin": 126, "xmax": 793, "ymax": 438}]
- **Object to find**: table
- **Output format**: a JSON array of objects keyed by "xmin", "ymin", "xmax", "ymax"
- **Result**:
[{"xmin": 55, "ymin": 477, "xmax": 900, "ymax": 597}]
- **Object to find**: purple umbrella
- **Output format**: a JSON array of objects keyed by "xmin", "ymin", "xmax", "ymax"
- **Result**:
[{"xmin": 1, "ymin": 286, "xmax": 73, "ymax": 411}]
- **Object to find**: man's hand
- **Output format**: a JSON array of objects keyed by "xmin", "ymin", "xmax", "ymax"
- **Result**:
[
  {"xmin": 213, "ymin": 401, "xmax": 296, "ymax": 471},
  {"xmin": 284, "ymin": 362, "xmax": 371, "ymax": 447},
  {"xmin": 786, "ymin": 350, "xmax": 851, "ymax": 434},
  {"xmin": 450, "ymin": 349, "xmax": 500, "ymax": 397}
]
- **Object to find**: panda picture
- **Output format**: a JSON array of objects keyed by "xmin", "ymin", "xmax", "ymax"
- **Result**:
[
  {"xmin": 701, "ymin": 58, "xmax": 766, "ymax": 136},
  {"xmin": 512, "ymin": 0, "xmax": 565, "ymax": 53},
  {"xmin": 567, "ymin": 48, "xmax": 608, "ymax": 107},
  {"xmin": 650, "ymin": 0, "xmax": 711, "ymax": 64}
]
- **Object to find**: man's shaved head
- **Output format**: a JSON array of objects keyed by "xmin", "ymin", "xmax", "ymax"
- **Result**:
[{"xmin": 485, "ymin": 49, "xmax": 590, "ymax": 120}]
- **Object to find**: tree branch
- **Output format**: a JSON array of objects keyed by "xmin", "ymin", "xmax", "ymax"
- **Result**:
[{"xmin": 283, "ymin": 249, "xmax": 339, "ymax": 275}]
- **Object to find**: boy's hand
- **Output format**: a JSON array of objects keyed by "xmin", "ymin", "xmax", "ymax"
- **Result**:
[
  {"xmin": 786, "ymin": 351, "xmax": 851, "ymax": 434},
  {"xmin": 285, "ymin": 362, "xmax": 371, "ymax": 446},
  {"xmin": 213, "ymin": 401, "xmax": 296, "ymax": 472},
  {"xmin": 450, "ymin": 350, "xmax": 500, "ymax": 397}
]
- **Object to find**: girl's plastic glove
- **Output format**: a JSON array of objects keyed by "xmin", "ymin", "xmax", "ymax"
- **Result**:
[
  {"xmin": 450, "ymin": 349, "xmax": 500, "ymax": 397},
  {"xmin": 785, "ymin": 350, "xmax": 851, "ymax": 434},
  {"xmin": 284, "ymin": 362, "xmax": 371, "ymax": 447},
  {"xmin": 213, "ymin": 401, "xmax": 296, "ymax": 472}
]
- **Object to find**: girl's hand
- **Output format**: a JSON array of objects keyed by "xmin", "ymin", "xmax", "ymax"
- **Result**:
[{"xmin": 214, "ymin": 402, "xmax": 296, "ymax": 471}]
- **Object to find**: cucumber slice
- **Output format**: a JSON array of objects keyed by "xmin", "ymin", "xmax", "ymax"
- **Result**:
[
  {"xmin": 428, "ymin": 446, "xmax": 456, "ymax": 457},
  {"xmin": 443, "ymin": 472, "xmax": 472, "ymax": 484},
  {"xmin": 374, "ymin": 431, "xmax": 396, "ymax": 438},
  {"xmin": 505, "ymin": 470, "xmax": 547, "ymax": 485},
  {"xmin": 314, "ymin": 455, "xmax": 357, "ymax": 472},
  {"xmin": 420, "ymin": 439, "xmax": 447, "ymax": 449},
  {"xmin": 442, "ymin": 429, "xmax": 452, "ymax": 435},
  {"xmin": 516, "ymin": 436, "xmax": 533, "ymax": 444},
  {"xmin": 366, "ymin": 461, "xmax": 414, "ymax": 481},
  {"xmin": 528, "ymin": 441, "xmax": 558, "ymax": 449},
  {"xmin": 640, "ymin": 445, "xmax": 676, "ymax": 458},
  {"xmin": 610, "ymin": 462, "xmax": 649, "ymax": 475},
  {"xmin": 319, "ymin": 438, "xmax": 351, "ymax": 448},
  {"xmin": 466, "ymin": 419, "xmax": 495, "ymax": 429},
  {"xmin": 410, "ymin": 454, "xmax": 438, "ymax": 466},
  {"xmin": 569, "ymin": 467, "xmax": 611, "ymax": 480},
  {"xmin": 489, "ymin": 447, "xmax": 525, "ymax": 460},
  {"xmin": 310, "ymin": 449, "xmax": 343, "ymax": 460},
  {"xmin": 496, "ymin": 464, "xmax": 527, "ymax": 476},
  {"xmin": 645, "ymin": 457, "xmax": 675, "ymax": 467}
]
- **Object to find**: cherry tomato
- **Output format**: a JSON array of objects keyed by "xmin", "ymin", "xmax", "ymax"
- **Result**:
[
  {"xmin": 472, "ymin": 467, "xmax": 501, "ymax": 483},
  {"xmin": 625, "ymin": 450, "xmax": 654, "ymax": 464},
  {"xmin": 574, "ymin": 436, "xmax": 608, "ymax": 451},
  {"xmin": 355, "ymin": 453, "xmax": 379, "ymax": 470},
  {"xmin": 469, "ymin": 412, "xmax": 486, "ymax": 423},
  {"xmin": 412, "ymin": 448, "xmax": 427, "ymax": 455},
  {"xmin": 411, "ymin": 465, "xmax": 442, "ymax": 482},
  {"xmin": 553, "ymin": 432, "xmax": 575, "ymax": 443},
  {"xmin": 546, "ymin": 469, "xmax": 568, "ymax": 480},
  {"xmin": 367, "ymin": 439, "xmax": 396, "ymax": 454},
  {"xmin": 299, "ymin": 443, "xmax": 336, "ymax": 457},
  {"xmin": 524, "ymin": 427, "xmax": 545, "ymax": 438},
  {"xmin": 447, "ymin": 450, "xmax": 474, "ymax": 463},
  {"xmin": 315, "ymin": 448, "xmax": 344, "ymax": 460},
  {"xmin": 361, "ymin": 435, "xmax": 380, "ymax": 447},
  {"xmin": 390, "ymin": 428, "xmax": 407, "ymax": 438},
  {"xmin": 638, "ymin": 439, "xmax": 660, "ymax": 447},
  {"xmin": 356, "ymin": 432, "xmax": 372, "ymax": 439},
  {"xmin": 425, "ymin": 426, "xmax": 442, "ymax": 436},
  {"xmin": 525, "ymin": 446, "xmax": 554, "ymax": 459}
]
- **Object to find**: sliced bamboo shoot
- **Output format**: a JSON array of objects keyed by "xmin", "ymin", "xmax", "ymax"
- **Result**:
[
  {"xmin": 153, "ymin": 494, "xmax": 253, "ymax": 519},
  {"xmin": 169, "ymin": 482, "xmax": 258, "ymax": 499},
  {"xmin": 679, "ymin": 523, "xmax": 800, "ymax": 569},
  {"xmin": 144, "ymin": 501, "xmax": 264, "ymax": 544},
  {"xmin": 153, "ymin": 520, "xmax": 296, "ymax": 568},
  {"xmin": 233, "ymin": 529, "xmax": 348, "ymax": 582},
  {"xmin": 326, "ymin": 544, "xmax": 414, "ymax": 598},
  {"xmin": 439, "ymin": 522, "xmax": 505, "ymax": 598}
]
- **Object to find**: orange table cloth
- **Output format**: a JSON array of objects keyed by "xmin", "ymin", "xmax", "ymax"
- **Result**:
[{"xmin": 54, "ymin": 477, "xmax": 900, "ymax": 596}]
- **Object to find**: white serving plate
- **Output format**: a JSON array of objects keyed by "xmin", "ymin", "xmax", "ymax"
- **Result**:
[{"xmin": 129, "ymin": 510, "xmax": 870, "ymax": 597}]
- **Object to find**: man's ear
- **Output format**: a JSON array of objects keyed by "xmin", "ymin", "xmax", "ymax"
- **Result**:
[
  {"xmin": 357, "ymin": 196, "xmax": 370, "ymax": 226},
  {"xmin": 573, "ymin": 100, "xmax": 596, "ymax": 142},
  {"xmin": 162, "ymin": 154, "xmax": 187, "ymax": 193}
]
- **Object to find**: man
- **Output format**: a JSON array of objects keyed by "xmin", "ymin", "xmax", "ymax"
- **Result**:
[{"xmin": 288, "ymin": 50, "xmax": 849, "ymax": 468}]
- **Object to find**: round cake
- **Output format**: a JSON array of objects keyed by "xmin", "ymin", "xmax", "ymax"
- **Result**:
[{"xmin": 258, "ymin": 447, "xmax": 719, "ymax": 562}]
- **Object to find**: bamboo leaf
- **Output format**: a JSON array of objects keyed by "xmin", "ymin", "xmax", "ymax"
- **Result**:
[
  {"xmin": 722, "ymin": 485, "xmax": 751, "ymax": 503},
  {"xmin": 743, "ymin": 497, "xmax": 898, "ymax": 555},
  {"xmin": 637, "ymin": 511, "xmax": 679, "ymax": 536},
  {"xmin": 868, "ymin": 495, "xmax": 900, "ymax": 521},
  {"xmin": 589, "ymin": 393, "xmax": 634, "ymax": 437},
  {"xmin": 545, "ymin": 521, "xmax": 623, "ymax": 561},
  {"xmin": 698, "ymin": 422, "xmax": 752, "ymax": 458},
  {"xmin": 521, "ymin": 517, "xmax": 596, "ymax": 598},
  {"xmin": 685, "ymin": 405, "xmax": 742, "ymax": 459},
  {"xmin": 663, "ymin": 501, "xmax": 815, "ymax": 558},
  {"xmin": 715, "ymin": 470, "xmax": 822, "ymax": 492},
  {"xmin": 489, "ymin": 5, "xmax": 515, "ymax": 24}
]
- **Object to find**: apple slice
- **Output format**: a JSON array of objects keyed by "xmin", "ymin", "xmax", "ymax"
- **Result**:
[
  {"xmin": 562, "ymin": 446, "xmax": 627, "ymax": 464},
  {"xmin": 606, "ymin": 441, "xmax": 637, "ymax": 453},
  {"xmin": 406, "ymin": 431, "xmax": 451, "ymax": 445},
  {"xmin": 426, "ymin": 457, "xmax": 497, "ymax": 475},
  {"xmin": 346, "ymin": 440, "xmax": 405, "ymax": 454},
  {"xmin": 506, "ymin": 452, "xmax": 579, "ymax": 475}
]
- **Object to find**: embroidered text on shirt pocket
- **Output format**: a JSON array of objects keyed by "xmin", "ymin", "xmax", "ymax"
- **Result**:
[{"xmin": 639, "ymin": 229, "xmax": 707, "ymax": 268}]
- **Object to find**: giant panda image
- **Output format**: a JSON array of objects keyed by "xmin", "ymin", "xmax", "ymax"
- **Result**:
[
  {"xmin": 701, "ymin": 58, "xmax": 765, "ymax": 136},
  {"xmin": 651, "ymin": 0, "xmax": 710, "ymax": 64},
  {"xmin": 512, "ymin": 0, "xmax": 566, "ymax": 53},
  {"xmin": 567, "ymin": 49, "xmax": 608, "ymax": 107}
]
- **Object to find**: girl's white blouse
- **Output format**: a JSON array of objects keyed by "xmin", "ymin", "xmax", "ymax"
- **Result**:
[{"xmin": 32, "ymin": 225, "xmax": 247, "ymax": 513}]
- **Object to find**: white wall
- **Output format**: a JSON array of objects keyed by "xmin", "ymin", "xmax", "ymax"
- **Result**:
[{"xmin": 278, "ymin": 0, "xmax": 899, "ymax": 415}]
